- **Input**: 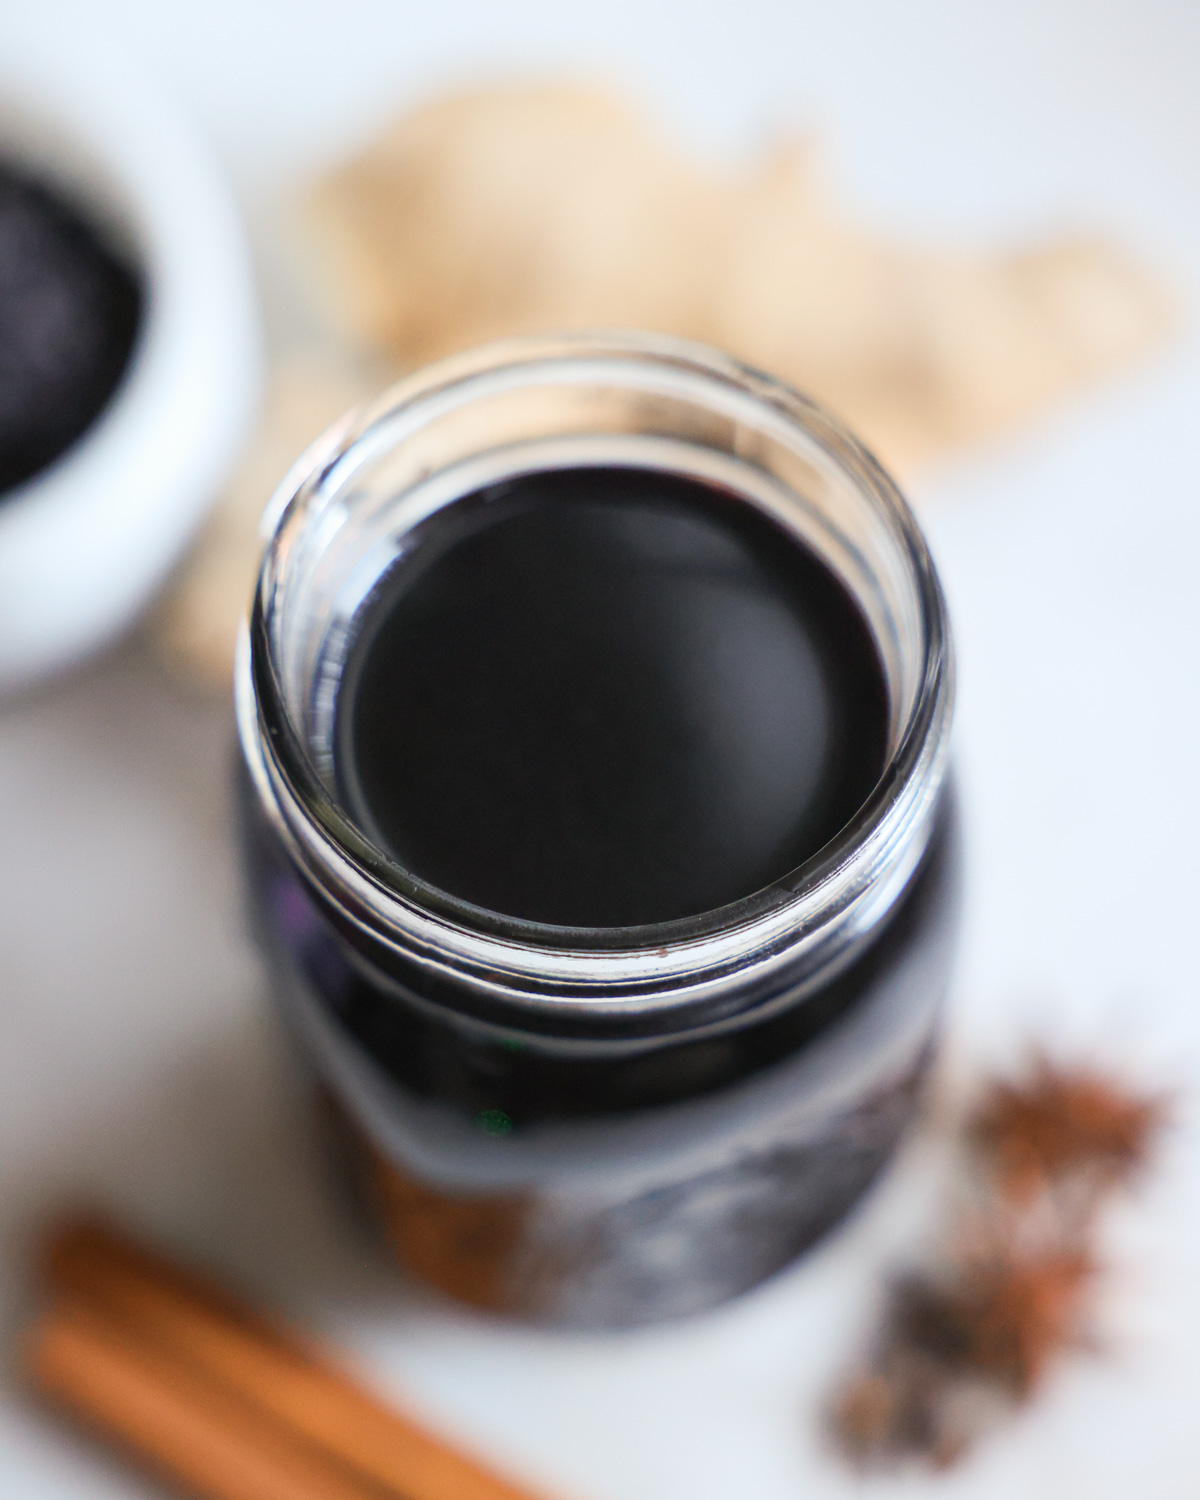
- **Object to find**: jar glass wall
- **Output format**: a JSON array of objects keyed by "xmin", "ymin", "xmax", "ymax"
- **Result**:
[{"xmin": 237, "ymin": 332, "xmax": 958, "ymax": 1327}]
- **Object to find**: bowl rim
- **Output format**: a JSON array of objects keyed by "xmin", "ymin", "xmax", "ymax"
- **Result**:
[{"xmin": 0, "ymin": 21, "xmax": 262, "ymax": 688}]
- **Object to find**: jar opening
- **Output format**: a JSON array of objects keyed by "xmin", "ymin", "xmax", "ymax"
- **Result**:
[{"xmin": 240, "ymin": 333, "xmax": 952, "ymax": 1009}]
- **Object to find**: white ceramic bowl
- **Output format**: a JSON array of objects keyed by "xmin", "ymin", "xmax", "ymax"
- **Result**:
[{"xmin": 0, "ymin": 22, "xmax": 262, "ymax": 692}]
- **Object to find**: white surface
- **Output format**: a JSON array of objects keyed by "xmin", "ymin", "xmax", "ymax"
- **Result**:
[
  {"xmin": 0, "ymin": 20, "xmax": 261, "ymax": 691},
  {"xmin": 1, "ymin": 1, "xmax": 1199, "ymax": 1496}
]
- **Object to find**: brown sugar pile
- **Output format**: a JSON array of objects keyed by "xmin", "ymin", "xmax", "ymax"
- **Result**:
[
  {"xmin": 832, "ymin": 1056, "xmax": 1169, "ymax": 1471},
  {"xmin": 154, "ymin": 80, "xmax": 1175, "ymax": 687}
]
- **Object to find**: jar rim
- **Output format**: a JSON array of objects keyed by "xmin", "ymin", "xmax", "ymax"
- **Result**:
[{"xmin": 238, "ymin": 331, "xmax": 953, "ymax": 1030}]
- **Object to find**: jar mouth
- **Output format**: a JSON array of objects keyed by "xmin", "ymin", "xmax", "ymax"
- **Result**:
[{"xmin": 240, "ymin": 332, "xmax": 952, "ymax": 1013}]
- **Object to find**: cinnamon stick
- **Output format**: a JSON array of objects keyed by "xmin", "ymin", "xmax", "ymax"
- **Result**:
[
  {"xmin": 31, "ymin": 1217, "xmax": 557, "ymax": 1500},
  {"xmin": 26, "ymin": 1298, "xmax": 388, "ymax": 1500}
]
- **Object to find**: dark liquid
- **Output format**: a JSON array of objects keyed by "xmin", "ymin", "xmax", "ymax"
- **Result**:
[
  {"xmin": 336, "ymin": 467, "xmax": 889, "ymax": 928},
  {"xmin": 0, "ymin": 163, "xmax": 142, "ymax": 497},
  {"xmin": 243, "ymin": 783, "xmax": 959, "ymax": 1324}
]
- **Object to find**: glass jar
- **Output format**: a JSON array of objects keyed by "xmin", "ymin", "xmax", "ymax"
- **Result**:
[{"xmin": 236, "ymin": 332, "xmax": 958, "ymax": 1328}]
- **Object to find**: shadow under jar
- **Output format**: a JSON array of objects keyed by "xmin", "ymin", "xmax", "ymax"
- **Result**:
[{"xmin": 237, "ymin": 333, "xmax": 958, "ymax": 1328}]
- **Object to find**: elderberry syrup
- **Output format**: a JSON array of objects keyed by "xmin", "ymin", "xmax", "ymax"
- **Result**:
[
  {"xmin": 336, "ymin": 465, "xmax": 890, "ymax": 929},
  {"xmin": 238, "ymin": 333, "xmax": 958, "ymax": 1327}
]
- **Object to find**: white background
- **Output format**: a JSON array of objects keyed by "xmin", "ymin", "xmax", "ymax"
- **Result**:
[{"xmin": 1, "ymin": 1, "xmax": 1199, "ymax": 1495}]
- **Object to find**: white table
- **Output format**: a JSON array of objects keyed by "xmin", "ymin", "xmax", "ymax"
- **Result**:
[{"xmin": 2, "ymin": 2, "xmax": 1199, "ymax": 1495}]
